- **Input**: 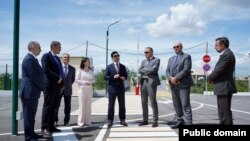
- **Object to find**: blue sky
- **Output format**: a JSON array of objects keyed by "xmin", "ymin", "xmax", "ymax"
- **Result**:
[{"xmin": 0, "ymin": 0, "xmax": 250, "ymax": 76}]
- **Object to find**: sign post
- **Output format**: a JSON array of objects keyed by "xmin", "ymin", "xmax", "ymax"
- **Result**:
[{"xmin": 203, "ymin": 54, "xmax": 211, "ymax": 95}]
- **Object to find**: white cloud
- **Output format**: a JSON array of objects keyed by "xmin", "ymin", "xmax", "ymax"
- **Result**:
[
  {"xmin": 145, "ymin": 3, "xmax": 207, "ymax": 37},
  {"xmin": 69, "ymin": 0, "xmax": 105, "ymax": 5}
]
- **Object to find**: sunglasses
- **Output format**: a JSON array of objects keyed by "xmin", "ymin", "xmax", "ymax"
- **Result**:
[
  {"xmin": 173, "ymin": 46, "xmax": 180, "ymax": 49},
  {"xmin": 113, "ymin": 54, "xmax": 120, "ymax": 58},
  {"xmin": 144, "ymin": 52, "xmax": 149, "ymax": 54}
]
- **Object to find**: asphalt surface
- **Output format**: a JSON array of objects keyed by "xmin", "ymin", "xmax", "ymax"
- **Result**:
[{"xmin": 0, "ymin": 90, "xmax": 250, "ymax": 141}]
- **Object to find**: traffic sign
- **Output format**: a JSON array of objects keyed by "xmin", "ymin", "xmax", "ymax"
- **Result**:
[
  {"xmin": 203, "ymin": 55, "xmax": 211, "ymax": 63},
  {"xmin": 203, "ymin": 64, "xmax": 211, "ymax": 71}
]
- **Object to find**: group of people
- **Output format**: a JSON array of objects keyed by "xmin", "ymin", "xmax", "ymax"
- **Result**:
[
  {"xmin": 20, "ymin": 36, "xmax": 237, "ymax": 141},
  {"xmin": 20, "ymin": 41, "xmax": 95, "ymax": 141}
]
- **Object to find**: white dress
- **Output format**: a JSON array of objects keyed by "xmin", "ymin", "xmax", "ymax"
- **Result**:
[{"xmin": 75, "ymin": 69, "xmax": 95, "ymax": 126}]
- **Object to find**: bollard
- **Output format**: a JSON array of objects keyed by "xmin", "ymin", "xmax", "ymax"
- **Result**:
[{"xmin": 135, "ymin": 84, "xmax": 140, "ymax": 95}]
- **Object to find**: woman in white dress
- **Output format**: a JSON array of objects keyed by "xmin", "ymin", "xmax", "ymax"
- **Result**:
[{"xmin": 75, "ymin": 57, "xmax": 95, "ymax": 126}]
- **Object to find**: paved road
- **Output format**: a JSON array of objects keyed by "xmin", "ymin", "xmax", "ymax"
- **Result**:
[{"xmin": 0, "ymin": 90, "xmax": 250, "ymax": 141}]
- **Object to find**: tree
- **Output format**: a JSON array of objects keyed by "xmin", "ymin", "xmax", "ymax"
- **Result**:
[{"xmin": 93, "ymin": 70, "xmax": 106, "ymax": 90}]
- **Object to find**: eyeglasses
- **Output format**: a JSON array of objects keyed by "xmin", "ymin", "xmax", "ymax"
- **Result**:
[
  {"xmin": 144, "ymin": 52, "xmax": 149, "ymax": 54},
  {"xmin": 173, "ymin": 46, "xmax": 180, "ymax": 49},
  {"xmin": 113, "ymin": 54, "xmax": 120, "ymax": 58}
]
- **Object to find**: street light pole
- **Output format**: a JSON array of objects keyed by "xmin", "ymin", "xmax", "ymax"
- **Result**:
[{"xmin": 105, "ymin": 20, "xmax": 121, "ymax": 96}]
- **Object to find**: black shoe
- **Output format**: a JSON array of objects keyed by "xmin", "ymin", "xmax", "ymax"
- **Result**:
[
  {"xmin": 41, "ymin": 129, "xmax": 52, "ymax": 136},
  {"xmin": 107, "ymin": 121, "xmax": 113, "ymax": 128},
  {"xmin": 152, "ymin": 122, "xmax": 158, "ymax": 127},
  {"xmin": 33, "ymin": 133, "xmax": 43, "ymax": 139},
  {"xmin": 138, "ymin": 121, "xmax": 148, "ymax": 126},
  {"xmin": 171, "ymin": 122, "xmax": 183, "ymax": 129},
  {"xmin": 120, "ymin": 121, "xmax": 128, "ymax": 126},
  {"xmin": 167, "ymin": 120, "xmax": 177, "ymax": 125}
]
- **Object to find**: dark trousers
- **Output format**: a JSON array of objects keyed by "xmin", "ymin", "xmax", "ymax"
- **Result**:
[
  {"xmin": 41, "ymin": 86, "xmax": 61, "ymax": 131},
  {"xmin": 108, "ymin": 91, "xmax": 126, "ymax": 122},
  {"xmin": 217, "ymin": 94, "xmax": 233, "ymax": 125},
  {"xmin": 21, "ymin": 98, "xmax": 39, "ymax": 141},
  {"xmin": 55, "ymin": 91, "xmax": 72, "ymax": 124}
]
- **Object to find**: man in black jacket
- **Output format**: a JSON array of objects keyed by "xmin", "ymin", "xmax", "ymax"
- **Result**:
[{"xmin": 207, "ymin": 37, "xmax": 237, "ymax": 125}]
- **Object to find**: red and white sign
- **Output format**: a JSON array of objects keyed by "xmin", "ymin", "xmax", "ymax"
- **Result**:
[{"xmin": 203, "ymin": 55, "xmax": 211, "ymax": 63}]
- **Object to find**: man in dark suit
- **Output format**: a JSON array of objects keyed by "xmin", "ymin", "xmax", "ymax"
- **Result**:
[
  {"xmin": 55, "ymin": 53, "xmax": 75, "ymax": 126},
  {"xmin": 41, "ymin": 41, "xmax": 63, "ymax": 135},
  {"xmin": 138, "ymin": 47, "xmax": 161, "ymax": 127},
  {"xmin": 207, "ymin": 37, "xmax": 237, "ymax": 125},
  {"xmin": 20, "ymin": 41, "xmax": 44, "ymax": 141},
  {"xmin": 105, "ymin": 51, "xmax": 128, "ymax": 128},
  {"xmin": 166, "ymin": 42, "xmax": 193, "ymax": 128}
]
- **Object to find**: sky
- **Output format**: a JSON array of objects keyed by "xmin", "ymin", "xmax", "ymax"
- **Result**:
[{"xmin": 0, "ymin": 0, "xmax": 250, "ymax": 77}]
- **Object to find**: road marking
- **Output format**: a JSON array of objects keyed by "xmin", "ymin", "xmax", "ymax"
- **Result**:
[
  {"xmin": 109, "ymin": 131, "xmax": 177, "ymax": 137},
  {"xmin": 95, "ymin": 124, "xmax": 108, "ymax": 141},
  {"xmin": 0, "ymin": 107, "xmax": 5, "ymax": 110},
  {"xmin": 53, "ymin": 127, "xmax": 78, "ymax": 141}
]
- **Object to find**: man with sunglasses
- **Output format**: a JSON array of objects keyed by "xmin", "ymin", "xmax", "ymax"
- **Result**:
[
  {"xmin": 138, "ymin": 47, "xmax": 161, "ymax": 127},
  {"xmin": 166, "ymin": 42, "xmax": 193, "ymax": 129},
  {"xmin": 105, "ymin": 51, "xmax": 128, "ymax": 128}
]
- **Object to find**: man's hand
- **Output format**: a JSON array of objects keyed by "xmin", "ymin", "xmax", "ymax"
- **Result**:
[
  {"xmin": 170, "ymin": 77, "xmax": 180, "ymax": 85},
  {"xmin": 120, "ymin": 76, "xmax": 126, "ymax": 80},
  {"xmin": 57, "ymin": 78, "xmax": 62, "ymax": 84},
  {"xmin": 85, "ymin": 81, "xmax": 91, "ymax": 85},
  {"xmin": 114, "ymin": 74, "xmax": 120, "ymax": 79}
]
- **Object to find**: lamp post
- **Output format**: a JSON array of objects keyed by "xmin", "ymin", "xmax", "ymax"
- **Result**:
[{"xmin": 105, "ymin": 20, "xmax": 121, "ymax": 95}]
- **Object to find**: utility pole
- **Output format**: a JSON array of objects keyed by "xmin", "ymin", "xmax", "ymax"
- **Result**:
[
  {"xmin": 205, "ymin": 41, "xmax": 208, "ymax": 95},
  {"xmin": 86, "ymin": 41, "xmax": 88, "ymax": 57},
  {"xmin": 12, "ymin": 0, "xmax": 20, "ymax": 135}
]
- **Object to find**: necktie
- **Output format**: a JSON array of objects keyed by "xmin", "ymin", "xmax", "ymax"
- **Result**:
[
  {"xmin": 147, "ymin": 59, "xmax": 150, "ymax": 66},
  {"xmin": 64, "ymin": 65, "xmax": 68, "ymax": 77},
  {"xmin": 54, "ymin": 56, "xmax": 64, "ymax": 78},
  {"xmin": 173, "ymin": 55, "xmax": 179, "ymax": 67},
  {"xmin": 115, "ymin": 63, "xmax": 119, "ymax": 73}
]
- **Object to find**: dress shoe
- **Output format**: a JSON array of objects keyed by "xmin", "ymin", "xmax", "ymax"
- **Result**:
[
  {"xmin": 32, "ymin": 133, "xmax": 43, "ymax": 139},
  {"xmin": 107, "ymin": 121, "xmax": 113, "ymax": 128},
  {"xmin": 41, "ymin": 129, "xmax": 52, "ymax": 136},
  {"xmin": 120, "ymin": 121, "xmax": 128, "ymax": 126},
  {"xmin": 138, "ymin": 121, "xmax": 148, "ymax": 126},
  {"xmin": 171, "ymin": 122, "xmax": 183, "ymax": 129},
  {"xmin": 167, "ymin": 120, "xmax": 177, "ymax": 125},
  {"xmin": 152, "ymin": 122, "xmax": 158, "ymax": 127}
]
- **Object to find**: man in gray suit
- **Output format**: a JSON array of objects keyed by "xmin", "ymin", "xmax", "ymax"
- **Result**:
[
  {"xmin": 207, "ymin": 37, "xmax": 237, "ymax": 125},
  {"xmin": 166, "ymin": 42, "xmax": 193, "ymax": 128},
  {"xmin": 138, "ymin": 47, "xmax": 160, "ymax": 127}
]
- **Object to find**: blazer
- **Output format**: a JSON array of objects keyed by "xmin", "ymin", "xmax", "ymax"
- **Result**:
[
  {"xmin": 19, "ymin": 53, "xmax": 44, "ymax": 99},
  {"xmin": 63, "ymin": 65, "xmax": 76, "ymax": 96},
  {"xmin": 207, "ymin": 49, "xmax": 237, "ymax": 95},
  {"xmin": 138, "ymin": 56, "xmax": 161, "ymax": 86},
  {"xmin": 41, "ymin": 52, "xmax": 63, "ymax": 88},
  {"xmin": 105, "ymin": 63, "xmax": 128, "ymax": 94},
  {"xmin": 166, "ymin": 52, "xmax": 193, "ymax": 87}
]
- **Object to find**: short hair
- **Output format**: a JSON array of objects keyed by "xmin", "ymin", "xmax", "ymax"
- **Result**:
[
  {"xmin": 111, "ymin": 51, "xmax": 119, "ymax": 58},
  {"xmin": 27, "ymin": 41, "xmax": 39, "ymax": 51},
  {"xmin": 145, "ymin": 47, "xmax": 153, "ymax": 52},
  {"xmin": 63, "ymin": 53, "xmax": 70, "ymax": 58},
  {"xmin": 215, "ymin": 37, "xmax": 229, "ymax": 48},
  {"xmin": 50, "ymin": 41, "xmax": 61, "ymax": 49}
]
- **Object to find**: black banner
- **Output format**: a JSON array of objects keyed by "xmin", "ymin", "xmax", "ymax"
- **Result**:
[{"xmin": 179, "ymin": 125, "xmax": 250, "ymax": 141}]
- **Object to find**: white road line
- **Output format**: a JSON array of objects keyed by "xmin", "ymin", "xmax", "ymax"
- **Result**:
[
  {"xmin": 95, "ymin": 124, "xmax": 108, "ymax": 141},
  {"xmin": 192, "ymin": 101, "xmax": 250, "ymax": 115},
  {"xmin": 0, "ymin": 107, "xmax": 5, "ymax": 110},
  {"xmin": 109, "ymin": 132, "xmax": 178, "ymax": 138},
  {"xmin": 53, "ymin": 127, "xmax": 78, "ymax": 141}
]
